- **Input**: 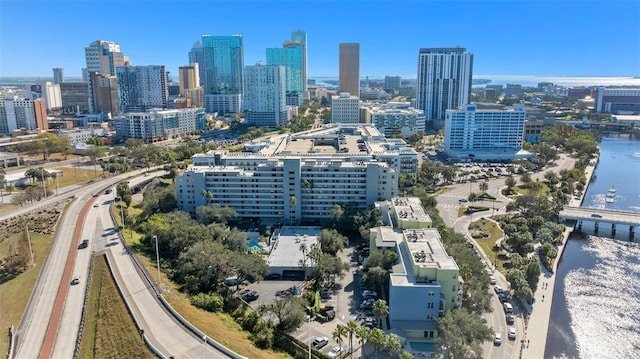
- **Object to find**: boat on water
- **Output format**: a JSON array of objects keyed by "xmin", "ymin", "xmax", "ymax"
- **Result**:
[
  {"xmin": 608, "ymin": 187, "xmax": 617, "ymax": 193},
  {"xmin": 606, "ymin": 197, "xmax": 615, "ymax": 203},
  {"xmin": 606, "ymin": 192, "xmax": 615, "ymax": 198}
]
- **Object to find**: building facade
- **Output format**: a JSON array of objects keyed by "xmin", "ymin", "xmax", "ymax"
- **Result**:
[
  {"xmin": 176, "ymin": 125, "xmax": 418, "ymax": 220},
  {"xmin": 188, "ymin": 41, "xmax": 206, "ymax": 87},
  {"xmin": 60, "ymin": 82, "xmax": 90, "ymax": 114},
  {"xmin": 444, "ymin": 104, "xmax": 526, "ymax": 159},
  {"xmin": 53, "ymin": 68, "xmax": 64, "ymax": 84},
  {"xmin": 0, "ymin": 97, "xmax": 40, "ymax": 135},
  {"xmin": 291, "ymin": 30, "xmax": 308, "ymax": 96},
  {"xmin": 116, "ymin": 65, "xmax": 168, "ymax": 113},
  {"xmin": 595, "ymin": 88, "xmax": 640, "ymax": 114},
  {"xmin": 384, "ymin": 76, "xmax": 402, "ymax": 91},
  {"xmin": 266, "ymin": 41, "xmax": 304, "ymax": 106},
  {"xmin": 331, "ymin": 93, "xmax": 360, "ymax": 124},
  {"xmin": 43, "ymin": 82, "xmax": 63, "ymax": 111},
  {"xmin": 183, "ymin": 87, "xmax": 204, "ymax": 108},
  {"xmin": 362, "ymin": 102, "xmax": 425, "ymax": 137},
  {"xmin": 416, "ymin": 47, "xmax": 473, "ymax": 128},
  {"xmin": 114, "ymin": 108, "xmax": 205, "ymax": 143},
  {"xmin": 243, "ymin": 64, "xmax": 288, "ymax": 128},
  {"xmin": 201, "ymin": 35, "xmax": 244, "ymax": 114},
  {"xmin": 89, "ymin": 72, "xmax": 120, "ymax": 116},
  {"xmin": 371, "ymin": 197, "xmax": 460, "ymax": 340},
  {"xmin": 83, "ymin": 40, "xmax": 129, "ymax": 80},
  {"xmin": 339, "ymin": 43, "xmax": 360, "ymax": 97},
  {"xmin": 179, "ymin": 63, "xmax": 200, "ymax": 95}
]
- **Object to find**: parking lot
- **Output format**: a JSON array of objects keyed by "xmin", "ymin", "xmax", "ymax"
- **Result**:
[{"xmin": 242, "ymin": 245, "xmax": 378, "ymax": 357}]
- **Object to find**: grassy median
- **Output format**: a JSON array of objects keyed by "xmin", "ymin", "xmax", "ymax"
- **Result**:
[{"xmin": 77, "ymin": 254, "xmax": 154, "ymax": 359}]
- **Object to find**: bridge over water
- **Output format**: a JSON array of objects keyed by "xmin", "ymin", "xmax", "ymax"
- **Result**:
[{"xmin": 559, "ymin": 206, "xmax": 640, "ymax": 237}]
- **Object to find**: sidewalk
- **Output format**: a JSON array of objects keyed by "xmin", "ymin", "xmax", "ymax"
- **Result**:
[{"xmin": 522, "ymin": 155, "xmax": 598, "ymax": 359}]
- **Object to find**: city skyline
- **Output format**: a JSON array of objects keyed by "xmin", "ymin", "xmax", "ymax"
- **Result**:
[{"xmin": 1, "ymin": 1, "xmax": 638, "ymax": 79}]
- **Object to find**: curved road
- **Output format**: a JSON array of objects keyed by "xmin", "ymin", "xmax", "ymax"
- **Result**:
[{"xmin": 434, "ymin": 154, "xmax": 576, "ymax": 359}]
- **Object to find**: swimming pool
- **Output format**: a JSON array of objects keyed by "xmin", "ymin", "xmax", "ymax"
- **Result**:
[
  {"xmin": 409, "ymin": 341, "xmax": 436, "ymax": 352},
  {"xmin": 248, "ymin": 241, "xmax": 264, "ymax": 251}
]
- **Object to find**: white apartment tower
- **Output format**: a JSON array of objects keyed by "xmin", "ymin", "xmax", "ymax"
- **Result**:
[
  {"xmin": 444, "ymin": 104, "xmax": 526, "ymax": 160},
  {"xmin": 242, "ymin": 63, "xmax": 288, "ymax": 128},
  {"xmin": 331, "ymin": 92, "xmax": 360, "ymax": 124},
  {"xmin": 83, "ymin": 40, "xmax": 129, "ymax": 80},
  {"xmin": 0, "ymin": 98, "xmax": 39, "ymax": 135},
  {"xmin": 416, "ymin": 47, "xmax": 473, "ymax": 128}
]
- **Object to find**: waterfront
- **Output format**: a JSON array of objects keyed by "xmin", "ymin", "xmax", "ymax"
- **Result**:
[{"xmin": 545, "ymin": 135, "xmax": 640, "ymax": 359}]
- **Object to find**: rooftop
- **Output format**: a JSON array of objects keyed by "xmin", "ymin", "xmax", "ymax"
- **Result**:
[
  {"xmin": 392, "ymin": 197, "xmax": 431, "ymax": 225},
  {"xmin": 266, "ymin": 226, "xmax": 321, "ymax": 268}
]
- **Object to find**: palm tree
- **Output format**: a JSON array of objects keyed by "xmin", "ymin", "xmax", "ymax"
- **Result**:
[
  {"xmin": 289, "ymin": 195, "xmax": 297, "ymax": 225},
  {"xmin": 372, "ymin": 299, "xmax": 389, "ymax": 329},
  {"xmin": 384, "ymin": 334, "xmax": 401, "ymax": 359},
  {"xmin": 346, "ymin": 320, "xmax": 359, "ymax": 359},
  {"xmin": 369, "ymin": 328, "xmax": 386, "ymax": 359},
  {"xmin": 355, "ymin": 326, "xmax": 370, "ymax": 356},
  {"xmin": 333, "ymin": 324, "xmax": 347, "ymax": 353}
]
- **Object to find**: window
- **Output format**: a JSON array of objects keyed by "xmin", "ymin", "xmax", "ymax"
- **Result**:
[{"xmin": 427, "ymin": 302, "xmax": 434, "ymax": 309}]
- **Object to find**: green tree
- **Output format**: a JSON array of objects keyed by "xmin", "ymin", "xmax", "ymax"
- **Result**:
[
  {"xmin": 435, "ymin": 308, "xmax": 492, "ymax": 359},
  {"xmin": 479, "ymin": 180, "xmax": 489, "ymax": 193},
  {"xmin": 368, "ymin": 328, "xmax": 386, "ymax": 359},
  {"xmin": 372, "ymin": 299, "xmax": 389, "ymax": 329},
  {"xmin": 58, "ymin": 137, "xmax": 73, "ymax": 160},
  {"xmin": 346, "ymin": 320, "xmax": 359, "ymax": 359},
  {"xmin": 36, "ymin": 132, "xmax": 61, "ymax": 160},
  {"xmin": 383, "ymin": 334, "xmax": 401, "ymax": 359},
  {"xmin": 333, "ymin": 324, "xmax": 347, "ymax": 352},
  {"xmin": 505, "ymin": 175, "xmax": 516, "ymax": 194},
  {"xmin": 260, "ymin": 296, "xmax": 307, "ymax": 333},
  {"xmin": 82, "ymin": 145, "xmax": 107, "ymax": 177},
  {"xmin": 318, "ymin": 228, "xmax": 347, "ymax": 255}
]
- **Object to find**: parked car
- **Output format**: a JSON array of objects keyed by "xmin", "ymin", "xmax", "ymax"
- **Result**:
[
  {"xmin": 506, "ymin": 314, "xmax": 515, "ymax": 325},
  {"xmin": 241, "ymin": 290, "xmax": 259, "ymax": 302},
  {"xmin": 312, "ymin": 337, "xmax": 329, "ymax": 349},
  {"xmin": 459, "ymin": 198, "xmax": 468, "ymax": 203},
  {"xmin": 328, "ymin": 346, "xmax": 342, "ymax": 357},
  {"xmin": 494, "ymin": 285, "xmax": 503, "ymax": 294},
  {"xmin": 105, "ymin": 188, "xmax": 112, "ymax": 194},
  {"xmin": 498, "ymin": 292, "xmax": 509, "ymax": 303},
  {"xmin": 508, "ymin": 327, "xmax": 517, "ymax": 340},
  {"xmin": 489, "ymin": 276, "xmax": 496, "ymax": 285},
  {"xmin": 494, "ymin": 332, "xmax": 502, "ymax": 345},
  {"xmin": 362, "ymin": 290, "xmax": 377, "ymax": 298},
  {"xmin": 591, "ymin": 213, "xmax": 603, "ymax": 218}
]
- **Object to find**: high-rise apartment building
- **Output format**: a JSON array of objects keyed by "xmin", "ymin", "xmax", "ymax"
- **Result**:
[
  {"xmin": 267, "ymin": 40, "xmax": 304, "ymax": 106},
  {"xmin": 83, "ymin": 40, "xmax": 129, "ymax": 80},
  {"xmin": 331, "ymin": 93, "xmax": 360, "ymax": 124},
  {"xmin": 89, "ymin": 72, "xmax": 120, "ymax": 116},
  {"xmin": 243, "ymin": 63, "xmax": 288, "ymax": 128},
  {"xmin": 291, "ymin": 30, "xmax": 308, "ymax": 96},
  {"xmin": 116, "ymin": 65, "xmax": 168, "ymax": 113},
  {"xmin": 416, "ymin": 47, "xmax": 473, "ymax": 128},
  {"xmin": 42, "ymin": 82, "xmax": 63, "ymax": 111},
  {"xmin": 60, "ymin": 82, "xmax": 90, "ymax": 114},
  {"xmin": 114, "ymin": 108, "xmax": 205, "ymax": 143},
  {"xmin": 179, "ymin": 63, "xmax": 200, "ymax": 94},
  {"xmin": 188, "ymin": 41, "xmax": 206, "ymax": 87},
  {"xmin": 201, "ymin": 35, "xmax": 244, "ymax": 114},
  {"xmin": 33, "ymin": 98, "xmax": 48, "ymax": 130},
  {"xmin": 339, "ymin": 43, "xmax": 360, "ymax": 97},
  {"xmin": 53, "ymin": 68, "xmax": 64, "ymax": 84},
  {"xmin": 0, "ymin": 97, "xmax": 40, "ymax": 135},
  {"xmin": 362, "ymin": 102, "xmax": 425, "ymax": 137},
  {"xmin": 444, "ymin": 104, "xmax": 526, "ymax": 160},
  {"xmin": 384, "ymin": 76, "xmax": 402, "ymax": 91}
]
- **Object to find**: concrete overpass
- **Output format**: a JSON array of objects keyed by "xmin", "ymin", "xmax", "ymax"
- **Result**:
[{"xmin": 559, "ymin": 206, "xmax": 640, "ymax": 237}]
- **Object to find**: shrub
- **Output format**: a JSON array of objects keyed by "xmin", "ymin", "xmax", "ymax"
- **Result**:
[{"xmin": 190, "ymin": 292, "xmax": 224, "ymax": 312}]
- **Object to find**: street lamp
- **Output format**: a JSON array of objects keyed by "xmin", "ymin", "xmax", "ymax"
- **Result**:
[
  {"xmin": 203, "ymin": 335, "xmax": 207, "ymax": 359},
  {"xmin": 307, "ymin": 315, "xmax": 311, "ymax": 359},
  {"xmin": 153, "ymin": 235, "xmax": 161, "ymax": 285}
]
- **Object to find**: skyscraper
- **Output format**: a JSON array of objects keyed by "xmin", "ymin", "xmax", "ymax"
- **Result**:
[
  {"xmin": 201, "ymin": 35, "xmax": 244, "ymax": 114},
  {"xmin": 243, "ymin": 63, "xmax": 288, "ymax": 128},
  {"xmin": 291, "ymin": 30, "xmax": 308, "ymax": 95},
  {"xmin": 179, "ymin": 63, "xmax": 200, "ymax": 94},
  {"xmin": 339, "ymin": 43, "xmax": 360, "ymax": 97},
  {"xmin": 89, "ymin": 72, "xmax": 120, "ymax": 116},
  {"xmin": 83, "ymin": 40, "xmax": 129, "ymax": 80},
  {"xmin": 0, "ymin": 97, "xmax": 40, "ymax": 135},
  {"xmin": 52, "ymin": 68, "xmax": 64, "ymax": 84},
  {"xmin": 267, "ymin": 40, "xmax": 304, "ymax": 106},
  {"xmin": 188, "ymin": 40, "xmax": 205, "ymax": 87},
  {"xmin": 416, "ymin": 47, "xmax": 473, "ymax": 128},
  {"xmin": 116, "ymin": 65, "xmax": 168, "ymax": 113}
]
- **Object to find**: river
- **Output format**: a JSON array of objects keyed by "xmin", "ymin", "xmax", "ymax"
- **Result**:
[{"xmin": 545, "ymin": 135, "xmax": 640, "ymax": 359}]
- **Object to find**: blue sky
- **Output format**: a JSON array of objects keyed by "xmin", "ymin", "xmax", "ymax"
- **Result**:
[{"xmin": 1, "ymin": 0, "xmax": 639, "ymax": 78}]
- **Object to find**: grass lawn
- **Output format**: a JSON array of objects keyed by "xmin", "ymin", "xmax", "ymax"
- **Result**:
[
  {"xmin": 53, "ymin": 167, "xmax": 101, "ymax": 187},
  {"xmin": 0, "ymin": 232, "xmax": 55, "ymax": 354},
  {"xmin": 0, "ymin": 203, "xmax": 20, "ymax": 216},
  {"xmin": 471, "ymin": 218, "xmax": 509, "ymax": 273},
  {"xmin": 109, "ymin": 203, "xmax": 289, "ymax": 359},
  {"xmin": 77, "ymin": 254, "xmax": 154, "ymax": 359}
]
